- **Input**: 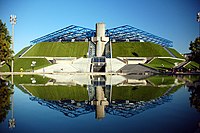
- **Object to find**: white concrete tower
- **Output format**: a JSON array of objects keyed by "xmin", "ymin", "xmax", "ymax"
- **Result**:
[{"xmin": 91, "ymin": 23, "xmax": 109, "ymax": 57}]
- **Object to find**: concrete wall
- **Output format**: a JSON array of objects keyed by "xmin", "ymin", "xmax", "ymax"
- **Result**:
[
  {"xmin": 72, "ymin": 57, "xmax": 91, "ymax": 72},
  {"xmin": 106, "ymin": 58, "xmax": 126, "ymax": 72},
  {"xmin": 117, "ymin": 57, "xmax": 147, "ymax": 64}
]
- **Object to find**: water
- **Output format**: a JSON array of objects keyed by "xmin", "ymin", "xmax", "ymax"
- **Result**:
[{"xmin": 0, "ymin": 74, "xmax": 200, "ymax": 133}]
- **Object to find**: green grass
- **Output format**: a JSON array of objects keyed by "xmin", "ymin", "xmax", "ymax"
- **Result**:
[
  {"xmin": 12, "ymin": 75, "xmax": 50, "ymax": 84},
  {"xmin": 182, "ymin": 75, "xmax": 200, "ymax": 82},
  {"xmin": 184, "ymin": 61, "xmax": 199, "ymax": 70},
  {"xmin": 1, "ymin": 45, "xmax": 52, "ymax": 72},
  {"xmin": 112, "ymin": 42, "xmax": 172, "ymax": 57},
  {"xmin": 168, "ymin": 84, "xmax": 183, "ymax": 94},
  {"xmin": 1, "ymin": 42, "xmax": 184, "ymax": 72},
  {"xmin": 2, "ymin": 75, "xmax": 50, "ymax": 95},
  {"xmin": 112, "ymin": 86, "xmax": 170, "ymax": 101},
  {"xmin": 166, "ymin": 47, "xmax": 185, "ymax": 59},
  {"xmin": 14, "ymin": 46, "xmax": 31, "ymax": 58},
  {"xmin": 147, "ymin": 75, "xmax": 177, "ymax": 85},
  {"xmin": 0, "ymin": 57, "xmax": 51, "ymax": 72},
  {"xmin": 146, "ymin": 58, "xmax": 183, "ymax": 70},
  {"xmin": 23, "ymin": 83, "xmax": 181, "ymax": 101},
  {"xmin": 23, "ymin": 85, "xmax": 88, "ymax": 101},
  {"xmin": 23, "ymin": 42, "xmax": 88, "ymax": 57},
  {"xmin": 23, "ymin": 42, "xmax": 178, "ymax": 58}
]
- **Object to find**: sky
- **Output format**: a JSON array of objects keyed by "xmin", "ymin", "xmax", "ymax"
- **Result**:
[{"xmin": 0, "ymin": 0, "xmax": 199, "ymax": 54}]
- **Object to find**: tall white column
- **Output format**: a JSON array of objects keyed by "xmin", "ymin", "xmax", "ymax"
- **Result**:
[
  {"xmin": 91, "ymin": 23, "xmax": 109, "ymax": 57},
  {"xmin": 11, "ymin": 24, "xmax": 14, "ymax": 74},
  {"xmin": 10, "ymin": 15, "xmax": 16, "ymax": 74}
]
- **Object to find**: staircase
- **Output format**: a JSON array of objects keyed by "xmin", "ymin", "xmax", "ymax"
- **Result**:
[
  {"xmin": 72, "ymin": 58, "xmax": 91, "ymax": 72},
  {"xmin": 106, "ymin": 58, "xmax": 126, "ymax": 72},
  {"xmin": 88, "ymin": 41, "xmax": 96, "ymax": 58},
  {"xmin": 91, "ymin": 57, "xmax": 106, "ymax": 72}
]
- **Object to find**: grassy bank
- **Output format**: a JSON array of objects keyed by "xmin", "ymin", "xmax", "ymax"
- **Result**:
[
  {"xmin": 112, "ymin": 42, "xmax": 172, "ymax": 57},
  {"xmin": 184, "ymin": 61, "xmax": 199, "ymax": 70},
  {"xmin": 166, "ymin": 47, "xmax": 185, "ymax": 59},
  {"xmin": 0, "ymin": 57, "xmax": 51, "ymax": 72},
  {"xmin": 146, "ymin": 58, "xmax": 183, "ymax": 70},
  {"xmin": 23, "ymin": 42, "xmax": 88, "ymax": 57},
  {"xmin": 23, "ymin": 42, "xmax": 183, "ymax": 58}
]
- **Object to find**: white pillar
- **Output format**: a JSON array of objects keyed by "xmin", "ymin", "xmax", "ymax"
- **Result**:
[
  {"xmin": 96, "ymin": 23, "xmax": 105, "ymax": 57},
  {"xmin": 91, "ymin": 23, "xmax": 109, "ymax": 57}
]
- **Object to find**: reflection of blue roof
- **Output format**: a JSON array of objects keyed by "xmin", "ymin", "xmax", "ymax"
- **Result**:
[
  {"xmin": 30, "ymin": 25, "xmax": 173, "ymax": 47},
  {"xmin": 30, "ymin": 95, "xmax": 172, "ymax": 118}
]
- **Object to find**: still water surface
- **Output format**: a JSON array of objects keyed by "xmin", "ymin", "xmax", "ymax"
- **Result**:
[{"xmin": 0, "ymin": 74, "xmax": 200, "ymax": 133}]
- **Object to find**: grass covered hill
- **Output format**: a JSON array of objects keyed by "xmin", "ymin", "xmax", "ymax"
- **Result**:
[
  {"xmin": 0, "ymin": 57, "xmax": 51, "ymax": 72},
  {"xmin": 166, "ymin": 47, "xmax": 185, "ymax": 59},
  {"xmin": 145, "ymin": 58, "xmax": 184, "ymax": 70},
  {"xmin": 22, "ymin": 42, "xmax": 183, "ymax": 58},
  {"xmin": 23, "ymin": 42, "xmax": 88, "ymax": 57},
  {"xmin": 112, "ymin": 42, "xmax": 175, "ymax": 57}
]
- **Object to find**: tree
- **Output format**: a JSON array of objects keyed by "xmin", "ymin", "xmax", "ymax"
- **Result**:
[
  {"xmin": 0, "ymin": 19, "xmax": 13, "ymax": 71},
  {"xmin": 189, "ymin": 37, "xmax": 200, "ymax": 67}
]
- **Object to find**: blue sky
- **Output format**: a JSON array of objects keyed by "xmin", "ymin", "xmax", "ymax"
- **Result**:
[{"xmin": 0, "ymin": 0, "xmax": 199, "ymax": 54}]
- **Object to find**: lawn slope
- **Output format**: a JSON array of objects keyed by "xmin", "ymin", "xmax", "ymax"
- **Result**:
[
  {"xmin": 23, "ymin": 42, "xmax": 182, "ymax": 58},
  {"xmin": 112, "ymin": 42, "xmax": 172, "ymax": 57},
  {"xmin": 23, "ymin": 42, "xmax": 88, "ymax": 57}
]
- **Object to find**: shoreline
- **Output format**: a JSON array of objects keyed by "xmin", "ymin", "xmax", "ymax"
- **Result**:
[{"xmin": 0, "ymin": 71, "xmax": 200, "ymax": 76}]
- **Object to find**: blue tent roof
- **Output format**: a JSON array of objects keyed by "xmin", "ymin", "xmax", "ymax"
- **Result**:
[{"xmin": 30, "ymin": 25, "xmax": 173, "ymax": 47}]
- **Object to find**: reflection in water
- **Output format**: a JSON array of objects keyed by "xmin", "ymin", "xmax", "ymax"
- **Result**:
[
  {"xmin": 0, "ymin": 75, "xmax": 16, "ymax": 128},
  {"xmin": 30, "ymin": 98, "xmax": 94, "ymax": 118},
  {"xmin": 90, "ymin": 76, "xmax": 109, "ymax": 119},
  {"xmin": 30, "ymin": 93, "xmax": 172, "ymax": 119},
  {"xmin": 0, "ymin": 78, "xmax": 12, "ymax": 123},
  {"xmin": 8, "ymin": 74, "xmax": 15, "ymax": 129},
  {"xmin": 187, "ymin": 78, "xmax": 200, "ymax": 112},
  {"xmin": 1, "ymin": 74, "xmax": 200, "ymax": 133},
  {"xmin": 17, "ymin": 74, "xmax": 184, "ymax": 119},
  {"xmin": 185, "ymin": 76, "xmax": 200, "ymax": 133},
  {"xmin": 8, "ymin": 91, "xmax": 15, "ymax": 129}
]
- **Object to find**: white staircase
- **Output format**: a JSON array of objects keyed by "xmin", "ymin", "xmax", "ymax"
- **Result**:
[
  {"xmin": 71, "ymin": 57, "xmax": 91, "ymax": 72},
  {"xmin": 35, "ymin": 63, "xmax": 78, "ymax": 73},
  {"xmin": 106, "ymin": 58, "xmax": 126, "ymax": 72}
]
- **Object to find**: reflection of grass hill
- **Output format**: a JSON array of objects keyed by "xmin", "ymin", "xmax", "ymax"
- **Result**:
[
  {"xmin": 147, "ymin": 75, "xmax": 176, "ymax": 85},
  {"xmin": 23, "ymin": 85, "xmax": 88, "ymax": 101},
  {"xmin": 168, "ymin": 84, "xmax": 183, "ymax": 94},
  {"xmin": 112, "ymin": 86, "xmax": 170, "ymax": 101},
  {"xmin": 13, "ymin": 75, "xmax": 50, "ymax": 84},
  {"xmin": 5, "ymin": 75, "xmax": 50, "ymax": 95}
]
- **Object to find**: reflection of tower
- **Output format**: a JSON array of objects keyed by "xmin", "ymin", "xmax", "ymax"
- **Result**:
[
  {"xmin": 88, "ymin": 23, "xmax": 112, "ymax": 72},
  {"xmin": 90, "ymin": 76, "xmax": 109, "ymax": 120},
  {"xmin": 9, "ymin": 74, "xmax": 16, "ymax": 129},
  {"xmin": 95, "ymin": 86, "xmax": 108, "ymax": 119}
]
